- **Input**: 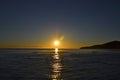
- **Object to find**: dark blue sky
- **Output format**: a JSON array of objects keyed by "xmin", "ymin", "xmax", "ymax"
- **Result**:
[{"xmin": 0, "ymin": 0, "xmax": 120, "ymax": 48}]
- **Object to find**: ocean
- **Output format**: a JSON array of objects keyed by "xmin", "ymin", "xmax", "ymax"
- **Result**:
[{"xmin": 0, "ymin": 49, "xmax": 120, "ymax": 80}]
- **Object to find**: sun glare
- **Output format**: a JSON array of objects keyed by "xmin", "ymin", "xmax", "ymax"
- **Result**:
[{"xmin": 54, "ymin": 40, "xmax": 60, "ymax": 46}]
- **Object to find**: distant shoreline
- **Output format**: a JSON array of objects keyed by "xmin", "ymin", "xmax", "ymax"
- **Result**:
[{"xmin": 80, "ymin": 41, "xmax": 120, "ymax": 49}]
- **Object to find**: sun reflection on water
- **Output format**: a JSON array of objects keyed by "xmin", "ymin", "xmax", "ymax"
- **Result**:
[{"xmin": 50, "ymin": 48, "xmax": 62, "ymax": 80}]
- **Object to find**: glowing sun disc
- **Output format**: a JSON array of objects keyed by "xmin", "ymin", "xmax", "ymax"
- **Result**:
[{"xmin": 54, "ymin": 40, "xmax": 60, "ymax": 46}]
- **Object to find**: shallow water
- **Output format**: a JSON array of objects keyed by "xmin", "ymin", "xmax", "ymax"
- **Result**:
[{"xmin": 0, "ymin": 49, "xmax": 120, "ymax": 80}]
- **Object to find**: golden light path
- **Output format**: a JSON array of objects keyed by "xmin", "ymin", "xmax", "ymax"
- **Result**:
[{"xmin": 50, "ymin": 40, "xmax": 62, "ymax": 80}]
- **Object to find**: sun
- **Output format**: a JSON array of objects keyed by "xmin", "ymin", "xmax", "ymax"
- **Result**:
[{"xmin": 54, "ymin": 40, "xmax": 60, "ymax": 46}]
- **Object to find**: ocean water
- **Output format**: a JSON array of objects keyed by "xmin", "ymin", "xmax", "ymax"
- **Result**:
[{"xmin": 0, "ymin": 49, "xmax": 120, "ymax": 80}]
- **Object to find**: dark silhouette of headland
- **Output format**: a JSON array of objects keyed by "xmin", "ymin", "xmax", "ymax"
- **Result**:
[{"xmin": 81, "ymin": 41, "xmax": 120, "ymax": 49}]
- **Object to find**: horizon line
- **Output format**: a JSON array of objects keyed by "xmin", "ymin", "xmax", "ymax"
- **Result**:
[{"xmin": 0, "ymin": 47, "xmax": 80, "ymax": 50}]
